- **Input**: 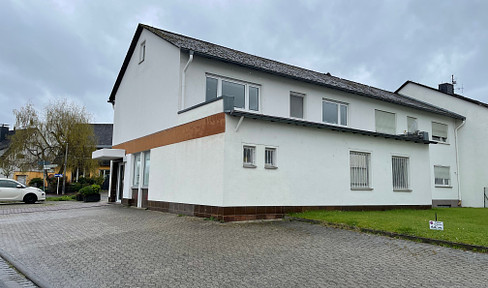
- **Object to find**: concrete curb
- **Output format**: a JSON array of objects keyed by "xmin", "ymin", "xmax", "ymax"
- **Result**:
[
  {"xmin": 0, "ymin": 248, "xmax": 52, "ymax": 288},
  {"xmin": 286, "ymin": 216, "xmax": 488, "ymax": 253}
]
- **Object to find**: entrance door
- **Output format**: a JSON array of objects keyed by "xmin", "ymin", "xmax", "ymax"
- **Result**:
[{"xmin": 117, "ymin": 163, "xmax": 125, "ymax": 202}]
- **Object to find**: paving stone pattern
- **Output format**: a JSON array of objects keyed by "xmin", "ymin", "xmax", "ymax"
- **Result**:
[
  {"xmin": 0, "ymin": 203, "xmax": 487, "ymax": 287},
  {"xmin": 0, "ymin": 256, "xmax": 37, "ymax": 288}
]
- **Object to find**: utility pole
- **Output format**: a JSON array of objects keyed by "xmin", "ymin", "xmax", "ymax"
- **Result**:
[{"xmin": 62, "ymin": 142, "xmax": 68, "ymax": 195}]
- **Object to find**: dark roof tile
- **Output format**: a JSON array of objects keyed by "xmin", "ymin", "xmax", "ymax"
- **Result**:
[{"xmin": 109, "ymin": 24, "xmax": 465, "ymax": 120}]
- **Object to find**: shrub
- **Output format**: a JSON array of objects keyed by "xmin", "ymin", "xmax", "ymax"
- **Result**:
[
  {"xmin": 69, "ymin": 182, "xmax": 82, "ymax": 193},
  {"xmin": 28, "ymin": 178, "xmax": 44, "ymax": 188},
  {"xmin": 79, "ymin": 184, "xmax": 101, "ymax": 196}
]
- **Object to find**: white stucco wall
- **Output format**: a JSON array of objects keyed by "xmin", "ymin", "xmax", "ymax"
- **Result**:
[
  {"xmin": 112, "ymin": 29, "xmax": 181, "ymax": 146},
  {"xmin": 398, "ymin": 83, "xmax": 487, "ymax": 207},
  {"xmin": 147, "ymin": 133, "xmax": 225, "ymax": 206},
  {"xmin": 222, "ymin": 116, "xmax": 432, "ymax": 207}
]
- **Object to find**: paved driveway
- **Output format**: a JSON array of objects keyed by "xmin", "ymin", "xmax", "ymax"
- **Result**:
[{"xmin": 0, "ymin": 202, "xmax": 487, "ymax": 287}]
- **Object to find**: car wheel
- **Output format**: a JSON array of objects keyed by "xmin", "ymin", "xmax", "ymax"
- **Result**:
[{"xmin": 23, "ymin": 194, "xmax": 38, "ymax": 204}]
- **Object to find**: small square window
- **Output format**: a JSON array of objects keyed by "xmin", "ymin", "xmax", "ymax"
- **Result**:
[
  {"xmin": 139, "ymin": 41, "xmax": 146, "ymax": 63},
  {"xmin": 376, "ymin": 110, "xmax": 396, "ymax": 134},
  {"xmin": 323, "ymin": 99, "xmax": 348, "ymax": 126},
  {"xmin": 265, "ymin": 147, "xmax": 277, "ymax": 169},
  {"xmin": 243, "ymin": 146, "xmax": 256, "ymax": 168}
]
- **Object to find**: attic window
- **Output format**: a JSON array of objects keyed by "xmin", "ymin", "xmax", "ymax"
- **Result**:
[{"xmin": 139, "ymin": 41, "xmax": 146, "ymax": 64}]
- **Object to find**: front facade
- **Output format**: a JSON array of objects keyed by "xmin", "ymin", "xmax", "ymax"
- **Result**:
[
  {"xmin": 97, "ymin": 24, "xmax": 467, "ymax": 220},
  {"xmin": 397, "ymin": 82, "xmax": 488, "ymax": 207}
]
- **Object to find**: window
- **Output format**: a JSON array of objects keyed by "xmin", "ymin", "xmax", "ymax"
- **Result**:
[
  {"xmin": 133, "ymin": 153, "xmax": 141, "ymax": 186},
  {"xmin": 322, "ymin": 99, "xmax": 347, "ymax": 125},
  {"xmin": 434, "ymin": 166, "xmax": 450, "ymax": 187},
  {"xmin": 206, "ymin": 75, "xmax": 260, "ymax": 111},
  {"xmin": 243, "ymin": 146, "xmax": 256, "ymax": 167},
  {"xmin": 407, "ymin": 116, "xmax": 418, "ymax": 133},
  {"xmin": 265, "ymin": 147, "xmax": 277, "ymax": 168},
  {"xmin": 392, "ymin": 156, "xmax": 409, "ymax": 190},
  {"xmin": 432, "ymin": 122, "xmax": 448, "ymax": 142},
  {"xmin": 139, "ymin": 41, "xmax": 146, "ymax": 63},
  {"xmin": 350, "ymin": 152, "xmax": 371, "ymax": 189},
  {"xmin": 375, "ymin": 110, "xmax": 396, "ymax": 134},
  {"xmin": 206, "ymin": 77, "xmax": 218, "ymax": 101},
  {"xmin": 143, "ymin": 151, "xmax": 150, "ymax": 187},
  {"xmin": 0, "ymin": 179, "xmax": 18, "ymax": 188},
  {"xmin": 290, "ymin": 93, "xmax": 304, "ymax": 118},
  {"xmin": 223, "ymin": 80, "xmax": 246, "ymax": 108}
]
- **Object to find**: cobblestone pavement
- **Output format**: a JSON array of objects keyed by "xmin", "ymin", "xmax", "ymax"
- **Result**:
[
  {"xmin": 0, "ymin": 203, "xmax": 487, "ymax": 287},
  {"xmin": 0, "ymin": 256, "xmax": 37, "ymax": 288}
]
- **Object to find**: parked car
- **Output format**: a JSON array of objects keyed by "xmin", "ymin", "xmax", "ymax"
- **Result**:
[{"xmin": 0, "ymin": 178, "xmax": 46, "ymax": 204}]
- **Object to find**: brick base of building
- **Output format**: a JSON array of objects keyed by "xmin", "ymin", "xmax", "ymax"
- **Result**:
[{"xmin": 122, "ymin": 200, "xmax": 433, "ymax": 222}]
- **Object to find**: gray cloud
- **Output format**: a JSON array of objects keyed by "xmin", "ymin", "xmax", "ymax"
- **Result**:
[{"xmin": 1, "ymin": 0, "xmax": 486, "ymax": 127}]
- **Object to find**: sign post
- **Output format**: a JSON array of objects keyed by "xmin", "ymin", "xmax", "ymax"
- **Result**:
[
  {"xmin": 42, "ymin": 164, "xmax": 58, "ymax": 192},
  {"xmin": 54, "ymin": 174, "xmax": 63, "ymax": 195},
  {"xmin": 429, "ymin": 212, "xmax": 444, "ymax": 230}
]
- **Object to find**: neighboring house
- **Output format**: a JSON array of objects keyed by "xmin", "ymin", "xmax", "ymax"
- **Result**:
[
  {"xmin": 0, "ymin": 124, "xmax": 15, "ymax": 178},
  {"xmin": 94, "ymin": 24, "xmax": 466, "ymax": 221},
  {"xmin": 5, "ymin": 124, "xmax": 113, "ymax": 187},
  {"xmin": 397, "ymin": 81, "xmax": 488, "ymax": 208}
]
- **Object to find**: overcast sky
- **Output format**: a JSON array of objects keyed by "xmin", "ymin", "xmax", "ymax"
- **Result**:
[{"xmin": 1, "ymin": 0, "xmax": 486, "ymax": 126}]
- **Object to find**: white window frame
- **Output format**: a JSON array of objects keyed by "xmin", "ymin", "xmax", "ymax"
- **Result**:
[
  {"xmin": 392, "ymin": 155, "xmax": 410, "ymax": 191},
  {"xmin": 139, "ymin": 41, "xmax": 146, "ymax": 64},
  {"xmin": 290, "ymin": 92, "xmax": 305, "ymax": 119},
  {"xmin": 434, "ymin": 165, "xmax": 451, "ymax": 187},
  {"xmin": 206, "ymin": 74, "xmax": 260, "ymax": 111},
  {"xmin": 432, "ymin": 122, "xmax": 448, "ymax": 143},
  {"xmin": 132, "ymin": 153, "xmax": 141, "ymax": 187},
  {"xmin": 264, "ymin": 147, "xmax": 277, "ymax": 169},
  {"xmin": 322, "ymin": 99, "xmax": 348, "ymax": 126},
  {"xmin": 350, "ymin": 151, "xmax": 372, "ymax": 190},
  {"xmin": 375, "ymin": 110, "xmax": 396, "ymax": 134},
  {"xmin": 243, "ymin": 145, "xmax": 256, "ymax": 168},
  {"xmin": 142, "ymin": 151, "xmax": 150, "ymax": 187}
]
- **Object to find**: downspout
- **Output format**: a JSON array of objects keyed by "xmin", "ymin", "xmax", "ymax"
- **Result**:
[
  {"xmin": 454, "ymin": 119, "xmax": 466, "ymax": 206},
  {"xmin": 180, "ymin": 50, "xmax": 194, "ymax": 110}
]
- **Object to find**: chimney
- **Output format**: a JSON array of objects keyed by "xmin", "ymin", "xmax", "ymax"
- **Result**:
[
  {"xmin": 0, "ymin": 124, "xmax": 9, "ymax": 141},
  {"xmin": 439, "ymin": 83, "xmax": 454, "ymax": 95}
]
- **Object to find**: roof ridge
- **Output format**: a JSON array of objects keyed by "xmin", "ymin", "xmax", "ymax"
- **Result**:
[{"xmin": 144, "ymin": 25, "xmax": 341, "ymax": 74}]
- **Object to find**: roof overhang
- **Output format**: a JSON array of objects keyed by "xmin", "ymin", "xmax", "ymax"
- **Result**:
[
  {"xmin": 226, "ymin": 109, "xmax": 431, "ymax": 144},
  {"xmin": 92, "ymin": 149, "xmax": 125, "ymax": 160}
]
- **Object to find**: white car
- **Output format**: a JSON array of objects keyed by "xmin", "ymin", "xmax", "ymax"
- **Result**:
[{"xmin": 0, "ymin": 178, "xmax": 46, "ymax": 204}]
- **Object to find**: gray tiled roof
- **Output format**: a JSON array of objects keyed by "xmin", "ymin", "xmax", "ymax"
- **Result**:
[
  {"xmin": 92, "ymin": 124, "xmax": 113, "ymax": 148},
  {"xmin": 111, "ymin": 24, "xmax": 465, "ymax": 120}
]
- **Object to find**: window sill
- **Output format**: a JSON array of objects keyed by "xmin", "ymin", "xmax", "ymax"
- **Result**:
[
  {"xmin": 393, "ymin": 189, "xmax": 412, "ymax": 192},
  {"xmin": 435, "ymin": 185, "xmax": 453, "ymax": 189},
  {"xmin": 431, "ymin": 140, "xmax": 449, "ymax": 145},
  {"xmin": 350, "ymin": 187, "xmax": 373, "ymax": 191},
  {"xmin": 265, "ymin": 165, "xmax": 278, "ymax": 170},
  {"xmin": 243, "ymin": 164, "xmax": 257, "ymax": 168}
]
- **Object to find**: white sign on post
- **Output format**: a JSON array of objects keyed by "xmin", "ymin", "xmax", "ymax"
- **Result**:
[{"xmin": 429, "ymin": 220, "xmax": 444, "ymax": 230}]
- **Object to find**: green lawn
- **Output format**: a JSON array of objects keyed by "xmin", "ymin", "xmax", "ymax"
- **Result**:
[{"xmin": 291, "ymin": 208, "xmax": 488, "ymax": 248}]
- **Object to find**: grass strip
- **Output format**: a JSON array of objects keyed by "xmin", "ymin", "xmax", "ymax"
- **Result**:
[{"xmin": 290, "ymin": 208, "xmax": 488, "ymax": 248}]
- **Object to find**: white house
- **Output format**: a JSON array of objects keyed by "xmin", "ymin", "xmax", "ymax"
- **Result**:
[
  {"xmin": 94, "ymin": 24, "xmax": 467, "ymax": 221},
  {"xmin": 397, "ymin": 81, "xmax": 488, "ymax": 208}
]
